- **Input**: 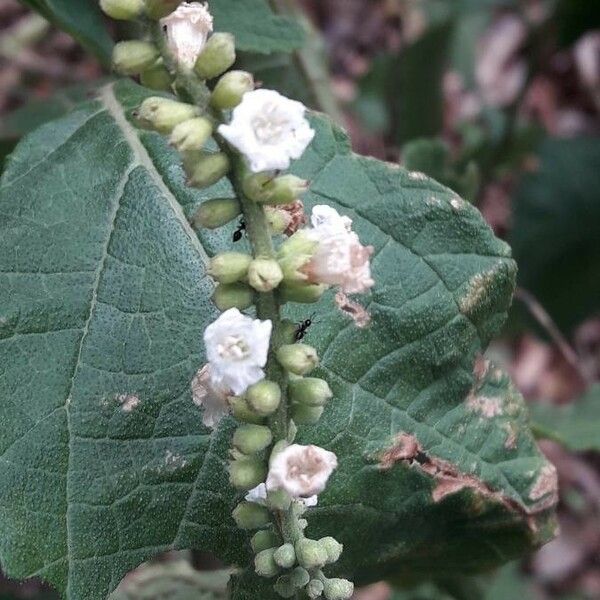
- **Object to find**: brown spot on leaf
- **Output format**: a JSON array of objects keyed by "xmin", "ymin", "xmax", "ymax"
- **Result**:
[
  {"xmin": 117, "ymin": 394, "xmax": 140, "ymax": 413},
  {"xmin": 529, "ymin": 464, "xmax": 559, "ymax": 503},
  {"xmin": 467, "ymin": 394, "xmax": 503, "ymax": 417}
]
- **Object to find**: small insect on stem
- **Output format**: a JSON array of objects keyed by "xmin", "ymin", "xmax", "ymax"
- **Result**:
[
  {"xmin": 232, "ymin": 218, "xmax": 246, "ymax": 242},
  {"xmin": 295, "ymin": 313, "xmax": 316, "ymax": 341}
]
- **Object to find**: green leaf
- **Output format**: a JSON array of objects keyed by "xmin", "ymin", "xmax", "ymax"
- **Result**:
[
  {"xmin": 511, "ymin": 138, "xmax": 600, "ymax": 332},
  {"xmin": 109, "ymin": 560, "xmax": 230, "ymax": 599},
  {"xmin": 211, "ymin": 0, "xmax": 304, "ymax": 54},
  {"xmin": 530, "ymin": 385, "xmax": 600, "ymax": 452},
  {"xmin": 0, "ymin": 80, "xmax": 556, "ymax": 599},
  {"xmin": 20, "ymin": 0, "xmax": 113, "ymax": 64},
  {"xmin": 356, "ymin": 22, "xmax": 454, "ymax": 143}
]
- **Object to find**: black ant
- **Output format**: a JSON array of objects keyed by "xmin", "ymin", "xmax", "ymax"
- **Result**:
[
  {"xmin": 294, "ymin": 313, "xmax": 315, "ymax": 341},
  {"xmin": 232, "ymin": 219, "xmax": 246, "ymax": 242}
]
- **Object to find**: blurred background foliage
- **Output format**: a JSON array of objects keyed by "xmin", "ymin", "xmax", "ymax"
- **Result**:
[{"xmin": 0, "ymin": 0, "xmax": 599, "ymax": 598}]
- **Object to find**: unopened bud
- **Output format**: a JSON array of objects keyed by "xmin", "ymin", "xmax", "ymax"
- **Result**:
[
  {"xmin": 232, "ymin": 501, "xmax": 270, "ymax": 530},
  {"xmin": 277, "ymin": 344, "xmax": 319, "ymax": 375},
  {"xmin": 100, "ymin": 0, "xmax": 144, "ymax": 20},
  {"xmin": 280, "ymin": 282, "xmax": 326, "ymax": 304},
  {"xmin": 112, "ymin": 41, "xmax": 159, "ymax": 75},
  {"xmin": 195, "ymin": 32, "xmax": 236, "ymax": 79},
  {"xmin": 260, "ymin": 175, "xmax": 310, "ymax": 206},
  {"xmin": 290, "ymin": 567, "xmax": 310, "ymax": 589},
  {"xmin": 291, "ymin": 403, "xmax": 324, "ymax": 425},
  {"xmin": 306, "ymin": 579, "xmax": 325, "ymax": 599},
  {"xmin": 230, "ymin": 396, "xmax": 264, "ymax": 425},
  {"xmin": 246, "ymin": 380, "xmax": 281, "ymax": 416},
  {"xmin": 140, "ymin": 62, "xmax": 172, "ymax": 91},
  {"xmin": 251, "ymin": 529, "xmax": 279, "ymax": 553},
  {"xmin": 267, "ymin": 489, "xmax": 292, "ymax": 512},
  {"xmin": 289, "ymin": 378, "xmax": 332, "ymax": 407},
  {"xmin": 212, "ymin": 282, "xmax": 254, "ymax": 311},
  {"xmin": 274, "ymin": 575, "xmax": 296, "ymax": 598},
  {"xmin": 229, "ymin": 457, "xmax": 266, "ymax": 490},
  {"xmin": 188, "ymin": 152, "xmax": 231, "ymax": 188},
  {"xmin": 170, "ymin": 117, "xmax": 213, "ymax": 152},
  {"xmin": 295, "ymin": 539, "xmax": 328, "ymax": 569},
  {"xmin": 137, "ymin": 96, "xmax": 199, "ymax": 134},
  {"xmin": 242, "ymin": 172, "xmax": 273, "ymax": 202},
  {"xmin": 319, "ymin": 537, "xmax": 343, "ymax": 563},
  {"xmin": 233, "ymin": 424, "xmax": 273, "ymax": 454},
  {"xmin": 265, "ymin": 206, "xmax": 292, "ymax": 235},
  {"xmin": 255, "ymin": 548, "xmax": 279, "ymax": 578},
  {"xmin": 273, "ymin": 543, "xmax": 296, "ymax": 569},
  {"xmin": 193, "ymin": 197, "xmax": 241, "ymax": 229},
  {"xmin": 208, "ymin": 252, "xmax": 252, "ymax": 284},
  {"xmin": 279, "ymin": 231, "xmax": 318, "ymax": 259},
  {"xmin": 211, "ymin": 70, "xmax": 254, "ymax": 109},
  {"xmin": 145, "ymin": 0, "xmax": 180, "ymax": 19},
  {"xmin": 323, "ymin": 578, "xmax": 354, "ymax": 600},
  {"xmin": 248, "ymin": 258, "xmax": 284, "ymax": 292}
]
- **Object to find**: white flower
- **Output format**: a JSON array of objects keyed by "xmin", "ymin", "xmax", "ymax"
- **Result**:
[
  {"xmin": 204, "ymin": 308, "xmax": 272, "ymax": 395},
  {"xmin": 161, "ymin": 2, "xmax": 213, "ymax": 69},
  {"xmin": 191, "ymin": 364, "xmax": 231, "ymax": 428},
  {"xmin": 218, "ymin": 89, "xmax": 315, "ymax": 173},
  {"xmin": 245, "ymin": 482, "xmax": 318, "ymax": 507},
  {"xmin": 305, "ymin": 205, "xmax": 374, "ymax": 294},
  {"xmin": 266, "ymin": 444, "xmax": 338, "ymax": 498}
]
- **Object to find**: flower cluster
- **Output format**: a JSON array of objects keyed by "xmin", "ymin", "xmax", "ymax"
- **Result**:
[{"xmin": 102, "ymin": 2, "xmax": 374, "ymax": 597}]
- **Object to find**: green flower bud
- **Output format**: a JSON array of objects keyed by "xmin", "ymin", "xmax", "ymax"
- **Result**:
[
  {"xmin": 170, "ymin": 117, "xmax": 213, "ymax": 153},
  {"xmin": 248, "ymin": 258, "xmax": 284, "ymax": 292},
  {"xmin": 188, "ymin": 152, "xmax": 231, "ymax": 188},
  {"xmin": 208, "ymin": 252, "xmax": 252, "ymax": 284},
  {"xmin": 278, "ymin": 253, "xmax": 312, "ymax": 286},
  {"xmin": 306, "ymin": 579, "xmax": 324, "ymax": 599},
  {"xmin": 319, "ymin": 537, "xmax": 343, "ymax": 563},
  {"xmin": 140, "ymin": 62, "xmax": 172, "ymax": 91},
  {"xmin": 212, "ymin": 282, "xmax": 254, "ymax": 311},
  {"xmin": 145, "ymin": 0, "xmax": 180, "ymax": 19},
  {"xmin": 100, "ymin": 0, "xmax": 144, "ymax": 20},
  {"xmin": 232, "ymin": 501, "xmax": 270, "ymax": 530},
  {"xmin": 246, "ymin": 380, "xmax": 281, "ymax": 416},
  {"xmin": 233, "ymin": 424, "xmax": 273, "ymax": 455},
  {"xmin": 230, "ymin": 396, "xmax": 264, "ymax": 425},
  {"xmin": 193, "ymin": 197, "xmax": 241, "ymax": 229},
  {"xmin": 242, "ymin": 172, "xmax": 273, "ymax": 202},
  {"xmin": 273, "ymin": 543, "xmax": 296, "ymax": 569},
  {"xmin": 136, "ymin": 97, "xmax": 199, "ymax": 134},
  {"xmin": 229, "ymin": 457, "xmax": 266, "ymax": 490},
  {"xmin": 211, "ymin": 70, "xmax": 254, "ymax": 109},
  {"xmin": 267, "ymin": 489, "xmax": 292, "ymax": 512},
  {"xmin": 251, "ymin": 529, "xmax": 279, "ymax": 553},
  {"xmin": 274, "ymin": 575, "xmax": 296, "ymax": 598},
  {"xmin": 277, "ymin": 344, "xmax": 319, "ymax": 376},
  {"xmin": 291, "ymin": 403, "xmax": 324, "ymax": 425},
  {"xmin": 279, "ymin": 231, "xmax": 318, "ymax": 259},
  {"xmin": 112, "ymin": 41, "xmax": 159, "ymax": 75},
  {"xmin": 290, "ymin": 567, "xmax": 310, "ymax": 588},
  {"xmin": 259, "ymin": 175, "xmax": 310, "ymax": 206},
  {"xmin": 289, "ymin": 378, "xmax": 333, "ymax": 407},
  {"xmin": 323, "ymin": 578, "xmax": 354, "ymax": 600},
  {"xmin": 280, "ymin": 320, "xmax": 299, "ymax": 345},
  {"xmin": 194, "ymin": 32, "xmax": 236, "ymax": 80},
  {"xmin": 255, "ymin": 548, "xmax": 279, "ymax": 578},
  {"xmin": 279, "ymin": 282, "xmax": 327, "ymax": 304},
  {"xmin": 295, "ymin": 539, "xmax": 328, "ymax": 569},
  {"xmin": 265, "ymin": 206, "xmax": 292, "ymax": 236}
]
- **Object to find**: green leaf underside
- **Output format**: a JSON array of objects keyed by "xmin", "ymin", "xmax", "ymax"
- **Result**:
[
  {"xmin": 0, "ymin": 80, "xmax": 556, "ymax": 599},
  {"xmin": 211, "ymin": 1, "xmax": 304, "ymax": 53},
  {"xmin": 511, "ymin": 138, "xmax": 600, "ymax": 332},
  {"xmin": 20, "ymin": 0, "xmax": 114, "ymax": 65},
  {"xmin": 531, "ymin": 385, "xmax": 600, "ymax": 452}
]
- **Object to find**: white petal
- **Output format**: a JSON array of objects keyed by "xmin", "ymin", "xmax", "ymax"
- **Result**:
[{"xmin": 245, "ymin": 483, "xmax": 268, "ymax": 505}]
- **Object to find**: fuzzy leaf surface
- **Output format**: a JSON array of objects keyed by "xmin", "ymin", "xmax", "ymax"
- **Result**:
[{"xmin": 0, "ymin": 80, "xmax": 556, "ymax": 599}]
